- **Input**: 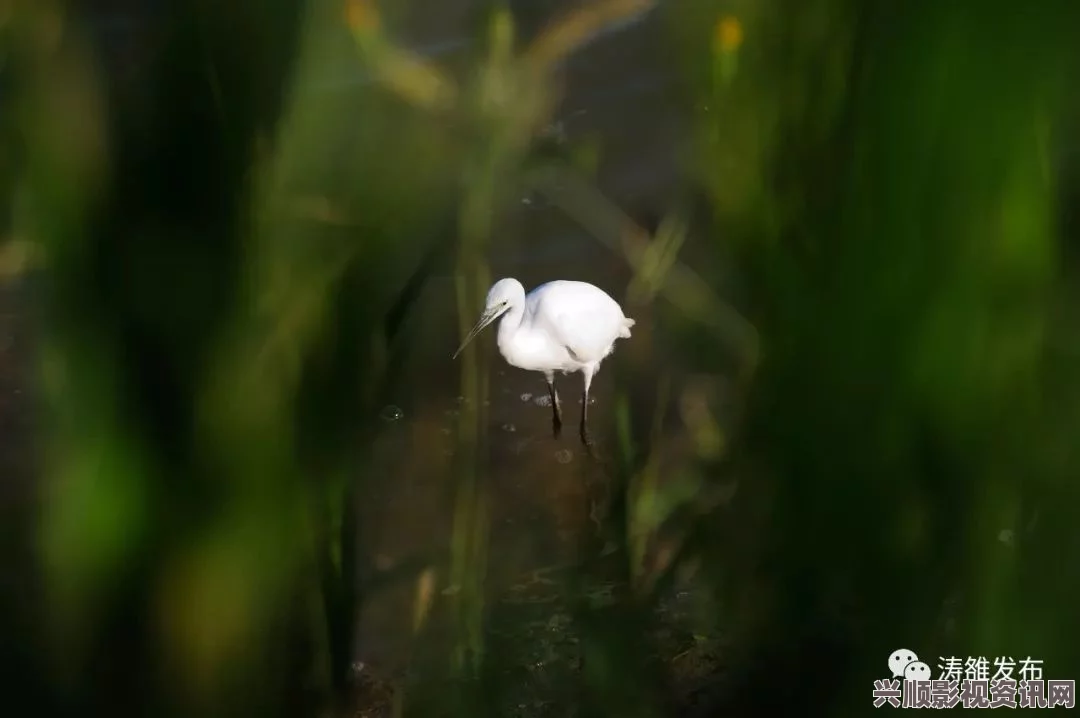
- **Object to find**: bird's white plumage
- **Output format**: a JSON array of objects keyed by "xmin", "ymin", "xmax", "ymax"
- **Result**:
[
  {"xmin": 493, "ymin": 279, "xmax": 633, "ymax": 374},
  {"xmin": 453, "ymin": 277, "xmax": 634, "ymax": 445},
  {"xmin": 529, "ymin": 280, "xmax": 634, "ymax": 349}
]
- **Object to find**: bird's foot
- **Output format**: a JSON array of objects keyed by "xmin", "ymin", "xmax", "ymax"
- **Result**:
[{"xmin": 579, "ymin": 426, "xmax": 594, "ymax": 450}]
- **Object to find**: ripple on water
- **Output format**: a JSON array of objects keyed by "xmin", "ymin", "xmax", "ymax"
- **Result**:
[
  {"xmin": 534, "ymin": 395, "xmax": 552, "ymax": 407},
  {"xmin": 555, "ymin": 449, "xmax": 572, "ymax": 464},
  {"xmin": 380, "ymin": 405, "xmax": 404, "ymax": 422},
  {"xmin": 502, "ymin": 423, "xmax": 516, "ymax": 433},
  {"xmin": 520, "ymin": 392, "xmax": 533, "ymax": 402}
]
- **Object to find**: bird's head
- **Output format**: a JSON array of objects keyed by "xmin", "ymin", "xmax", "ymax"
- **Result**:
[
  {"xmin": 452, "ymin": 278, "xmax": 523, "ymax": 359},
  {"xmin": 484, "ymin": 277, "xmax": 523, "ymax": 312}
]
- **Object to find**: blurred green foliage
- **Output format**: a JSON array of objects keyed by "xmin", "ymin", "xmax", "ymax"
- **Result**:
[
  {"xmin": 668, "ymin": 0, "xmax": 1080, "ymax": 713},
  {"xmin": 3, "ymin": 0, "xmax": 1080, "ymax": 716}
]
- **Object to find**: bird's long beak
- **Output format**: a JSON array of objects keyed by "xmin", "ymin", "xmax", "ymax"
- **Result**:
[{"xmin": 452, "ymin": 306, "xmax": 503, "ymax": 359}]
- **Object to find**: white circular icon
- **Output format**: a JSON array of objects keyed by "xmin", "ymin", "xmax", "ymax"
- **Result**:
[
  {"xmin": 904, "ymin": 661, "xmax": 932, "ymax": 681},
  {"xmin": 888, "ymin": 648, "xmax": 919, "ymax": 678}
]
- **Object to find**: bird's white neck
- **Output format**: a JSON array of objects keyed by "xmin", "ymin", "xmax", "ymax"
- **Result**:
[{"xmin": 495, "ymin": 303, "xmax": 527, "ymax": 363}]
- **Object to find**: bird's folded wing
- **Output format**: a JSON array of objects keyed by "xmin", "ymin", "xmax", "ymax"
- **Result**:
[{"xmin": 549, "ymin": 311, "xmax": 613, "ymax": 362}]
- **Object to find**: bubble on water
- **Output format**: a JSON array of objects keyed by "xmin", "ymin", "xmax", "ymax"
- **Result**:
[
  {"xmin": 443, "ymin": 408, "xmax": 459, "ymax": 418},
  {"xmin": 520, "ymin": 392, "xmax": 533, "ymax": 402},
  {"xmin": 502, "ymin": 423, "xmax": 516, "ymax": 433},
  {"xmin": 534, "ymin": 394, "xmax": 552, "ymax": 407},
  {"xmin": 579, "ymin": 396, "xmax": 597, "ymax": 405},
  {"xmin": 380, "ymin": 405, "xmax": 404, "ymax": 422},
  {"xmin": 998, "ymin": 528, "xmax": 1015, "ymax": 546},
  {"xmin": 440, "ymin": 427, "xmax": 451, "ymax": 436},
  {"xmin": 555, "ymin": 449, "xmax": 573, "ymax": 464},
  {"xmin": 521, "ymin": 195, "xmax": 533, "ymax": 205},
  {"xmin": 456, "ymin": 396, "xmax": 466, "ymax": 405}
]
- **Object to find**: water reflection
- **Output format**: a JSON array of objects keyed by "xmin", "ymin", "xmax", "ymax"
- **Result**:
[{"xmin": 354, "ymin": 279, "xmax": 642, "ymax": 654}]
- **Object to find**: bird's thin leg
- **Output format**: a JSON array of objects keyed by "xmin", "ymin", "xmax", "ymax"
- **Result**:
[
  {"xmin": 546, "ymin": 372, "xmax": 562, "ymax": 438},
  {"xmin": 580, "ymin": 368, "xmax": 594, "ymax": 447}
]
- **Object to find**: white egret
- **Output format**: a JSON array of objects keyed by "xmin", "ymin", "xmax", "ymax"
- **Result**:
[{"xmin": 453, "ymin": 278, "xmax": 635, "ymax": 446}]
